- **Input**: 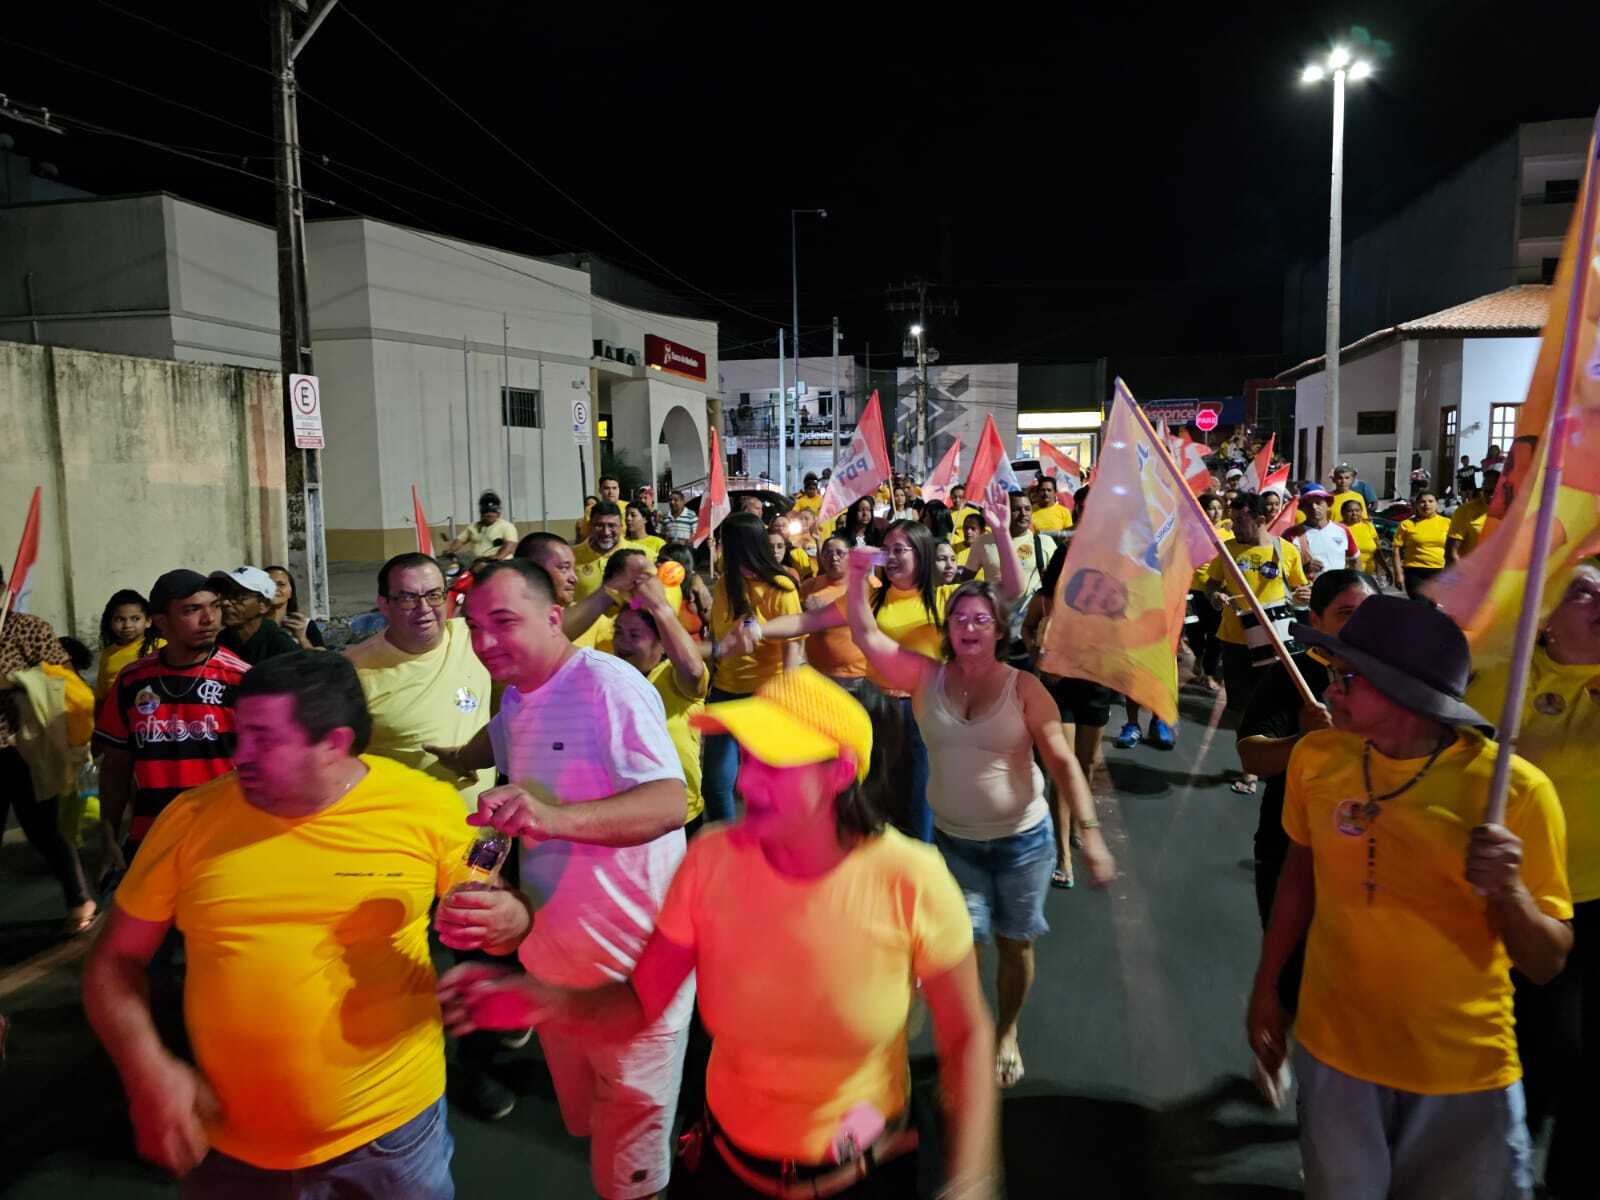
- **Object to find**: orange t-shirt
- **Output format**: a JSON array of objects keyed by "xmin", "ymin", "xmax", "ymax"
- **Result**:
[{"xmin": 798, "ymin": 576, "xmax": 871, "ymax": 680}]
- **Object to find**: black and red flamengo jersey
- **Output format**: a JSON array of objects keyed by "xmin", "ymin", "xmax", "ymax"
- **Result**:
[{"xmin": 94, "ymin": 647, "xmax": 250, "ymax": 841}]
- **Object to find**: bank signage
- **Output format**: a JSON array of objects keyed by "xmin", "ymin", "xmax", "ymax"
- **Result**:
[{"xmin": 644, "ymin": 334, "xmax": 707, "ymax": 382}]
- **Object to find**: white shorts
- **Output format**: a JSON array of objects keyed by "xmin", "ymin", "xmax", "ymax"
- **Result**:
[{"xmin": 540, "ymin": 1024, "xmax": 689, "ymax": 1200}]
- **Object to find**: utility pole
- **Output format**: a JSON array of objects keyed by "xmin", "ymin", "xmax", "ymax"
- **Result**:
[
  {"xmin": 271, "ymin": 0, "xmax": 337, "ymax": 618},
  {"xmin": 830, "ymin": 316, "xmax": 841, "ymax": 463},
  {"xmin": 776, "ymin": 328, "xmax": 785, "ymax": 487},
  {"xmin": 1324, "ymin": 64, "xmax": 1346, "ymax": 476},
  {"xmin": 886, "ymin": 278, "xmax": 957, "ymax": 478}
]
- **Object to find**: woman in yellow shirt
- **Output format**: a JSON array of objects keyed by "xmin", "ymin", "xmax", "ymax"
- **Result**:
[
  {"xmin": 1340, "ymin": 499, "xmax": 1381, "ymax": 576},
  {"xmin": 704, "ymin": 513, "xmax": 803, "ymax": 822},
  {"xmin": 440, "ymin": 668, "xmax": 998, "ymax": 1199},
  {"xmin": 1392, "ymin": 491, "xmax": 1452, "ymax": 599},
  {"xmin": 1465, "ymin": 561, "xmax": 1600, "ymax": 1195},
  {"xmin": 624, "ymin": 504, "xmax": 666, "ymax": 559}
]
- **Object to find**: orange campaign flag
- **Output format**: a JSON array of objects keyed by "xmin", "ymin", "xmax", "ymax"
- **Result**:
[
  {"xmin": 693, "ymin": 427, "xmax": 731, "ymax": 548},
  {"xmin": 411, "ymin": 485, "xmax": 435, "ymax": 556},
  {"xmin": 1431, "ymin": 113, "xmax": 1600, "ymax": 675},
  {"xmin": 922, "ymin": 438, "xmax": 963, "ymax": 505},
  {"xmin": 818, "ymin": 391, "xmax": 892, "ymax": 524},
  {"xmin": 1037, "ymin": 382, "xmax": 1203, "ymax": 725}
]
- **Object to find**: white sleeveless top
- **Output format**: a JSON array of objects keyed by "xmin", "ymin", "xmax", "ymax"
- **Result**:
[{"xmin": 914, "ymin": 663, "xmax": 1049, "ymax": 841}]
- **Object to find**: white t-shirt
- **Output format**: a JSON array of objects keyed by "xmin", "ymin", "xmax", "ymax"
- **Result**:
[
  {"xmin": 489, "ymin": 647, "xmax": 694, "ymax": 1030},
  {"xmin": 1297, "ymin": 522, "xmax": 1357, "ymax": 576}
]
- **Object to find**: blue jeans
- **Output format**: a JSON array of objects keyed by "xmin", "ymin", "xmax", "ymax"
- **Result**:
[
  {"xmin": 935, "ymin": 816, "xmax": 1054, "ymax": 944},
  {"xmin": 183, "ymin": 1097, "xmax": 454, "ymax": 1200},
  {"xmin": 1294, "ymin": 1046, "xmax": 1531, "ymax": 1199},
  {"xmin": 701, "ymin": 687, "xmax": 745, "ymax": 823},
  {"xmin": 899, "ymin": 696, "xmax": 933, "ymax": 843}
]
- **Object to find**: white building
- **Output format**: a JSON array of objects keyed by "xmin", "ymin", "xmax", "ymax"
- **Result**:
[
  {"xmin": 0, "ymin": 193, "xmax": 717, "ymax": 558},
  {"xmin": 1279, "ymin": 285, "xmax": 1548, "ymax": 498}
]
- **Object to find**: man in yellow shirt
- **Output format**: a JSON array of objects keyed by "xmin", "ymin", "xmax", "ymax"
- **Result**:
[
  {"xmin": 612, "ymin": 576, "xmax": 711, "ymax": 834},
  {"xmin": 1029, "ymin": 476, "xmax": 1074, "ymax": 536},
  {"xmin": 1248, "ymin": 596, "xmax": 1571, "ymax": 1199},
  {"xmin": 83, "ymin": 651, "xmax": 474, "ymax": 1193},
  {"xmin": 444, "ymin": 490, "xmax": 518, "ymax": 565},
  {"xmin": 1446, "ymin": 470, "xmax": 1499, "ymax": 564},
  {"xmin": 571, "ymin": 500, "xmax": 625, "ymax": 602},
  {"xmin": 792, "ymin": 472, "xmax": 824, "ymax": 515}
]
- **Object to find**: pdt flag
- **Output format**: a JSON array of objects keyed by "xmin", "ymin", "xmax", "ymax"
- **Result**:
[
  {"xmin": 921, "ymin": 439, "xmax": 962, "ymax": 506},
  {"xmin": 965, "ymin": 414, "xmax": 1023, "ymax": 513},
  {"xmin": 1038, "ymin": 439, "xmax": 1084, "ymax": 508},
  {"xmin": 1167, "ymin": 429, "xmax": 1213, "ymax": 496},
  {"xmin": 6, "ymin": 486, "xmax": 42, "ymax": 615},
  {"xmin": 1244, "ymin": 434, "xmax": 1276, "ymax": 493},
  {"xmin": 1037, "ymin": 383, "xmax": 1201, "ymax": 725},
  {"xmin": 1261, "ymin": 463, "xmax": 1290, "ymax": 495},
  {"xmin": 692, "ymin": 427, "xmax": 731, "ymax": 548},
  {"xmin": 411, "ymin": 485, "xmax": 435, "ymax": 556},
  {"xmin": 817, "ymin": 391, "xmax": 892, "ymax": 524}
]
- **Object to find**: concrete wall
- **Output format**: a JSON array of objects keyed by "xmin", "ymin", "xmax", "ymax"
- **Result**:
[{"xmin": 0, "ymin": 340, "xmax": 286, "ymax": 643}]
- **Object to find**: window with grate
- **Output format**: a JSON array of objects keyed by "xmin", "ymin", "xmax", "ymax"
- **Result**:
[{"xmin": 501, "ymin": 386, "xmax": 542, "ymax": 428}]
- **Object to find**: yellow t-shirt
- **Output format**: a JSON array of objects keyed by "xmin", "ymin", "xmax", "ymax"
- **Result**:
[
  {"xmin": 1344, "ymin": 519, "xmax": 1380, "ymax": 574},
  {"xmin": 792, "ymin": 494, "xmax": 823, "ymax": 515},
  {"xmin": 457, "ymin": 517, "xmax": 519, "ymax": 563},
  {"xmin": 572, "ymin": 610, "xmax": 616, "ymax": 654},
  {"xmin": 1469, "ymin": 648, "xmax": 1600, "ymax": 902},
  {"xmin": 710, "ymin": 575, "xmax": 802, "ymax": 695},
  {"xmin": 114, "ymin": 756, "xmax": 473, "ymax": 1169},
  {"xmin": 968, "ymin": 532, "xmax": 1059, "ymax": 596},
  {"xmin": 1329, "ymin": 490, "xmax": 1368, "ymax": 523},
  {"xmin": 655, "ymin": 825, "xmax": 972, "ymax": 1162},
  {"xmin": 1284, "ymin": 728, "xmax": 1571, "ymax": 1093},
  {"xmin": 1447, "ymin": 499, "xmax": 1489, "ymax": 558},
  {"xmin": 95, "ymin": 637, "xmax": 164, "ymax": 703},
  {"xmin": 572, "ymin": 540, "xmax": 619, "ymax": 603},
  {"xmin": 644, "ymin": 658, "xmax": 710, "ymax": 825},
  {"xmin": 1396, "ymin": 515, "xmax": 1452, "ymax": 569},
  {"xmin": 786, "ymin": 547, "xmax": 817, "ymax": 582},
  {"xmin": 1030, "ymin": 504, "xmax": 1073, "ymax": 533},
  {"xmin": 836, "ymin": 583, "xmax": 959, "ymax": 669},
  {"xmin": 345, "ymin": 619, "xmax": 493, "ymax": 806},
  {"xmin": 628, "ymin": 534, "xmax": 666, "ymax": 559},
  {"xmin": 1206, "ymin": 538, "xmax": 1308, "ymax": 645}
]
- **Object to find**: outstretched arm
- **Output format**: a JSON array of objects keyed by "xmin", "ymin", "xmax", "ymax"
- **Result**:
[{"xmin": 845, "ymin": 548, "xmax": 938, "ymax": 694}]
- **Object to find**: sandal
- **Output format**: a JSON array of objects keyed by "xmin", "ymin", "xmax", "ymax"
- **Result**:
[
  {"xmin": 1229, "ymin": 778, "xmax": 1258, "ymax": 796},
  {"xmin": 1052, "ymin": 864, "xmax": 1075, "ymax": 889}
]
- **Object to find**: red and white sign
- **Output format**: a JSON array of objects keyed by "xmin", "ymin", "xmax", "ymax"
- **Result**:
[
  {"xmin": 644, "ymin": 334, "xmax": 707, "ymax": 382},
  {"xmin": 817, "ymin": 391, "xmax": 892, "ymax": 524},
  {"xmin": 290, "ymin": 373, "xmax": 324, "ymax": 449},
  {"xmin": 1195, "ymin": 405, "xmax": 1220, "ymax": 433}
]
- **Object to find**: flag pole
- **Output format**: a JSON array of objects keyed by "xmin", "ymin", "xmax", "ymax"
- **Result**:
[
  {"xmin": 1120, "ymin": 383, "xmax": 1320, "ymax": 708},
  {"xmin": 1479, "ymin": 133, "xmax": 1598, "ymax": 826},
  {"xmin": 0, "ymin": 588, "xmax": 12, "ymax": 644}
]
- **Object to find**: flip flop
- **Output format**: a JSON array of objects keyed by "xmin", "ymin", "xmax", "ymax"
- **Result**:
[
  {"xmin": 1230, "ymin": 778, "xmax": 1258, "ymax": 795},
  {"xmin": 1051, "ymin": 865, "xmax": 1075, "ymax": 889}
]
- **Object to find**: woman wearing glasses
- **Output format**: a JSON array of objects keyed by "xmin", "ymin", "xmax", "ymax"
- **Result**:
[{"xmin": 845, "ymin": 559, "xmax": 1115, "ymax": 1090}]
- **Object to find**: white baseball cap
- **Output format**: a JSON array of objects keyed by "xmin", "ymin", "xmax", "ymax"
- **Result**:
[{"xmin": 211, "ymin": 565, "xmax": 278, "ymax": 603}]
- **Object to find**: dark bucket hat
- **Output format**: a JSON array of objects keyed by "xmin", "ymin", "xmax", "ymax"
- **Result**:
[{"xmin": 1290, "ymin": 594, "xmax": 1491, "ymax": 731}]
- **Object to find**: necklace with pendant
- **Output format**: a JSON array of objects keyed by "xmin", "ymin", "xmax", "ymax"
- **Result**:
[{"xmin": 1355, "ymin": 733, "xmax": 1453, "ymax": 905}]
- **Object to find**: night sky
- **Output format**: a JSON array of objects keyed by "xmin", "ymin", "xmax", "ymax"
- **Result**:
[{"xmin": 4, "ymin": 1, "xmax": 1597, "ymax": 371}]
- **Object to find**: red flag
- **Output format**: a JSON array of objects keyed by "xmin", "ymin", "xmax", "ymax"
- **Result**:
[
  {"xmin": 1038, "ymin": 439, "xmax": 1084, "ymax": 508},
  {"xmin": 818, "ymin": 391, "xmax": 892, "ymax": 524},
  {"xmin": 6, "ymin": 486, "xmax": 42, "ymax": 616},
  {"xmin": 693, "ymin": 427, "xmax": 731, "ymax": 548},
  {"xmin": 1244, "ymin": 434, "xmax": 1276, "ymax": 492},
  {"xmin": 921, "ymin": 438, "xmax": 962, "ymax": 505},
  {"xmin": 411, "ymin": 485, "xmax": 435, "ymax": 556},
  {"xmin": 965, "ymin": 414, "xmax": 1022, "ymax": 513},
  {"xmin": 1261, "ymin": 463, "xmax": 1290, "ymax": 494},
  {"xmin": 1267, "ymin": 496, "xmax": 1301, "ymax": 537},
  {"xmin": 1169, "ymin": 429, "xmax": 1213, "ymax": 496}
]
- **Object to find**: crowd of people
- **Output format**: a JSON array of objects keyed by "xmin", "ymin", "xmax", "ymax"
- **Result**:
[{"xmin": 0, "ymin": 436, "xmax": 1591, "ymax": 1200}]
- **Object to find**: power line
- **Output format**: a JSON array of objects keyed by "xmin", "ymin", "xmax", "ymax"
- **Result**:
[
  {"xmin": 336, "ymin": 3, "xmax": 789, "ymax": 329},
  {"xmin": 94, "ymin": 0, "xmax": 275, "ymax": 78}
]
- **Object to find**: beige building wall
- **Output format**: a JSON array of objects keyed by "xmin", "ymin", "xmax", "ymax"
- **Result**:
[{"xmin": 0, "ymin": 341, "xmax": 286, "ymax": 643}]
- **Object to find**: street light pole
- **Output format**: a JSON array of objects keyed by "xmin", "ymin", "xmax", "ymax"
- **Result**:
[{"xmin": 1303, "ymin": 45, "xmax": 1373, "ymax": 481}]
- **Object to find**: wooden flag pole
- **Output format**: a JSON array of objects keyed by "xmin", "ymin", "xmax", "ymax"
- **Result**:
[{"xmin": 1120, "ymin": 383, "xmax": 1321, "ymax": 709}]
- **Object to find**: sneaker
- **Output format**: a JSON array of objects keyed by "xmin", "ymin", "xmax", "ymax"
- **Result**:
[
  {"xmin": 462, "ymin": 1068, "xmax": 516, "ymax": 1122},
  {"xmin": 499, "ymin": 1028, "xmax": 533, "ymax": 1051},
  {"xmin": 1147, "ymin": 718, "xmax": 1176, "ymax": 750},
  {"xmin": 1113, "ymin": 722, "xmax": 1142, "ymax": 749}
]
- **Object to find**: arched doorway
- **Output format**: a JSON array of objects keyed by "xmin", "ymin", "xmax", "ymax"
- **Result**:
[{"xmin": 657, "ymin": 404, "xmax": 705, "ymax": 494}]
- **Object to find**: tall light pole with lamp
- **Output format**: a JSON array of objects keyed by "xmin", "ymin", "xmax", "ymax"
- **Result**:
[
  {"xmin": 790, "ymin": 207, "xmax": 826, "ymax": 491},
  {"xmin": 909, "ymin": 323, "xmax": 927, "ymax": 478},
  {"xmin": 1301, "ymin": 46, "xmax": 1373, "ymax": 478}
]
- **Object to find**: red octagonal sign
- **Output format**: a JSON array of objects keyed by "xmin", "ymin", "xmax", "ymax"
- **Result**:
[{"xmin": 1195, "ymin": 407, "xmax": 1220, "ymax": 433}]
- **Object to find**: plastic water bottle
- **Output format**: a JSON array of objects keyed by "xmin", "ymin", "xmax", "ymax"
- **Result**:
[{"xmin": 449, "ymin": 831, "xmax": 512, "ymax": 896}]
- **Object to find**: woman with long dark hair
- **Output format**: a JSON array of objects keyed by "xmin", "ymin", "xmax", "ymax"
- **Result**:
[
  {"xmin": 836, "ymin": 496, "xmax": 881, "ymax": 548},
  {"xmin": 702, "ymin": 513, "xmax": 803, "ymax": 822},
  {"xmin": 759, "ymin": 507, "xmax": 1025, "ymax": 841},
  {"xmin": 439, "ymin": 668, "xmax": 999, "ymax": 1199},
  {"xmin": 846, "ymin": 567, "xmax": 1113, "ymax": 1089},
  {"xmin": 264, "ymin": 565, "xmax": 325, "ymax": 649},
  {"xmin": 921, "ymin": 500, "xmax": 955, "ymax": 544}
]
